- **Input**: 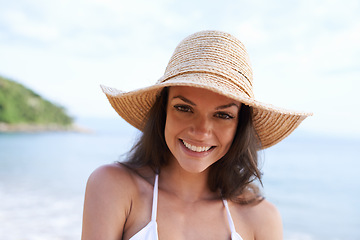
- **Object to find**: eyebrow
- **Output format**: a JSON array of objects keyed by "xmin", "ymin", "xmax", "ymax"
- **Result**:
[
  {"xmin": 172, "ymin": 95, "xmax": 196, "ymax": 105},
  {"xmin": 215, "ymin": 103, "xmax": 240, "ymax": 110},
  {"xmin": 172, "ymin": 95, "xmax": 240, "ymax": 109}
]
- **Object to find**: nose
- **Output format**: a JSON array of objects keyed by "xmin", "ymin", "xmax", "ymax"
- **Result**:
[{"xmin": 190, "ymin": 114, "xmax": 212, "ymax": 138}]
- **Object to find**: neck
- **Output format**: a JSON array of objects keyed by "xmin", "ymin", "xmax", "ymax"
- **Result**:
[{"xmin": 159, "ymin": 158, "xmax": 219, "ymax": 202}]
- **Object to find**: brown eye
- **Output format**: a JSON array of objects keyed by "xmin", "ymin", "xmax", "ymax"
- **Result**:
[
  {"xmin": 214, "ymin": 112, "xmax": 234, "ymax": 119},
  {"xmin": 174, "ymin": 104, "xmax": 193, "ymax": 113}
]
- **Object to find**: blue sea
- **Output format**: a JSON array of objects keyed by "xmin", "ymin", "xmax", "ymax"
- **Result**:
[{"xmin": 0, "ymin": 118, "xmax": 359, "ymax": 240}]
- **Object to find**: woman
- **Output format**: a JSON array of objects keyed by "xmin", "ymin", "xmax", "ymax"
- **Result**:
[{"xmin": 82, "ymin": 30, "xmax": 311, "ymax": 240}]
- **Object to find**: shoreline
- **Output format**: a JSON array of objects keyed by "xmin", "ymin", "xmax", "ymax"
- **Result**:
[{"xmin": 0, "ymin": 122, "xmax": 92, "ymax": 133}]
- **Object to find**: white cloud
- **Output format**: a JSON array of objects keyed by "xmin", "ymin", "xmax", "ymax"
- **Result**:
[{"xmin": 1, "ymin": 9, "xmax": 59, "ymax": 42}]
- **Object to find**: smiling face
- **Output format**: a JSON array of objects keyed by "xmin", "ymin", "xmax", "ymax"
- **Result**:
[{"xmin": 164, "ymin": 86, "xmax": 240, "ymax": 173}]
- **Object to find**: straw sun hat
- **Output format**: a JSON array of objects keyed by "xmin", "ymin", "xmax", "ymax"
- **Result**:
[{"xmin": 101, "ymin": 30, "xmax": 312, "ymax": 149}]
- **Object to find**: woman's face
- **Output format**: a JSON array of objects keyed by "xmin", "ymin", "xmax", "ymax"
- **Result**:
[{"xmin": 164, "ymin": 86, "xmax": 240, "ymax": 173}]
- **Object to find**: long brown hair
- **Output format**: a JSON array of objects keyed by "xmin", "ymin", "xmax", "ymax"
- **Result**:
[{"xmin": 124, "ymin": 87, "xmax": 263, "ymax": 203}]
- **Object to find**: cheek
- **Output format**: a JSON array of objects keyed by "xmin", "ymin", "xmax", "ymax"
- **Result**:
[
  {"xmin": 164, "ymin": 115, "xmax": 171, "ymax": 146},
  {"xmin": 164, "ymin": 111, "xmax": 179, "ymax": 147},
  {"xmin": 165, "ymin": 109, "xmax": 188, "ymax": 135},
  {"xmin": 218, "ymin": 123, "xmax": 238, "ymax": 148}
]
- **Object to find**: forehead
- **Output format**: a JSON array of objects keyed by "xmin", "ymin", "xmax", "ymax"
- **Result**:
[{"xmin": 168, "ymin": 86, "xmax": 239, "ymax": 104}]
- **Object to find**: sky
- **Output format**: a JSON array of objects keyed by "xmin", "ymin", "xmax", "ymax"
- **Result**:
[{"xmin": 0, "ymin": 0, "xmax": 359, "ymax": 137}]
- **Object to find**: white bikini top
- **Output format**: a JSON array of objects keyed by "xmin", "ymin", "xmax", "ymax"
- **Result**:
[{"xmin": 129, "ymin": 175, "xmax": 243, "ymax": 240}]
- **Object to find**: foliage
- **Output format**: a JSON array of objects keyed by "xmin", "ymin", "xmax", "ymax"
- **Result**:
[{"xmin": 0, "ymin": 76, "xmax": 73, "ymax": 125}]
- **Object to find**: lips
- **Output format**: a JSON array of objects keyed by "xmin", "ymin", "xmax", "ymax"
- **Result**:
[{"xmin": 180, "ymin": 139, "xmax": 214, "ymax": 153}]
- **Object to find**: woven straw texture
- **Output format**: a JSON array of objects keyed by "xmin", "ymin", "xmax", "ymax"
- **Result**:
[{"xmin": 101, "ymin": 30, "xmax": 312, "ymax": 149}]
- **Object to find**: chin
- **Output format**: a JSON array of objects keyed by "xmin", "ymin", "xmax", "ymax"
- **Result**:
[{"xmin": 176, "ymin": 157, "xmax": 215, "ymax": 174}]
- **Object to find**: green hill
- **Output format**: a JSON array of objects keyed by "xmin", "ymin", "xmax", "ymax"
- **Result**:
[{"xmin": 0, "ymin": 75, "xmax": 73, "ymax": 128}]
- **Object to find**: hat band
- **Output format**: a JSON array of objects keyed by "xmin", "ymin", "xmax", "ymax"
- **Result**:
[
  {"xmin": 157, "ymin": 70, "xmax": 254, "ymax": 99},
  {"xmin": 161, "ymin": 61, "xmax": 254, "ymax": 97}
]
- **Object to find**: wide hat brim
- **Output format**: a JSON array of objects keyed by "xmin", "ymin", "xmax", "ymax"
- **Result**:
[{"xmin": 101, "ymin": 73, "xmax": 312, "ymax": 149}]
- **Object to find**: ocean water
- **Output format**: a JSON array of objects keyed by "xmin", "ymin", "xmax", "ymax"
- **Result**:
[{"xmin": 0, "ymin": 118, "xmax": 359, "ymax": 240}]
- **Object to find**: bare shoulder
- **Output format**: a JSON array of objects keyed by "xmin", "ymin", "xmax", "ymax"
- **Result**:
[
  {"xmin": 81, "ymin": 163, "xmax": 139, "ymax": 240},
  {"xmin": 87, "ymin": 163, "xmax": 136, "ymax": 190},
  {"xmin": 247, "ymin": 199, "xmax": 283, "ymax": 240},
  {"xmin": 231, "ymin": 198, "xmax": 282, "ymax": 240}
]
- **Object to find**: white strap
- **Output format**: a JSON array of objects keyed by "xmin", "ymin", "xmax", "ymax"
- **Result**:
[
  {"xmin": 151, "ymin": 174, "xmax": 159, "ymax": 221},
  {"xmin": 223, "ymin": 199, "xmax": 236, "ymax": 234}
]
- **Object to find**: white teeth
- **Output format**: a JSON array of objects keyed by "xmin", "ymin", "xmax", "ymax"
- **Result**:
[{"xmin": 182, "ymin": 140, "xmax": 211, "ymax": 152}]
